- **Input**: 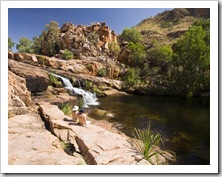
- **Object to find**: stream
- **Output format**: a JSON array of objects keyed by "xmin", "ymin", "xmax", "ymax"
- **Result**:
[{"xmin": 88, "ymin": 94, "xmax": 210, "ymax": 165}]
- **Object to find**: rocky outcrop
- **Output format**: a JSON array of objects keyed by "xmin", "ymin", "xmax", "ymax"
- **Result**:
[
  {"xmin": 8, "ymin": 71, "xmax": 32, "ymax": 117},
  {"xmin": 55, "ymin": 22, "xmax": 118, "ymax": 58},
  {"xmin": 8, "ymin": 113, "xmax": 86, "ymax": 165},
  {"xmin": 38, "ymin": 102, "xmax": 174, "ymax": 165},
  {"xmin": 8, "ymin": 59, "xmax": 49, "ymax": 92}
]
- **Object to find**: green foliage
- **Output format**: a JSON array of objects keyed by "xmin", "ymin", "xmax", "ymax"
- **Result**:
[
  {"xmin": 87, "ymin": 32, "xmax": 99, "ymax": 45},
  {"xmin": 97, "ymin": 68, "xmax": 107, "ymax": 77},
  {"xmin": 172, "ymin": 24, "xmax": 210, "ymax": 96},
  {"xmin": 122, "ymin": 67, "xmax": 141, "ymax": 88},
  {"xmin": 131, "ymin": 122, "xmax": 163, "ymax": 163},
  {"xmin": 60, "ymin": 140, "xmax": 73, "ymax": 155},
  {"xmin": 193, "ymin": 18, "xmax": 210, "ymax": 45},
  {"xmin": 32, "ymin": 35, "xmax": 44, "ymax": 54},
  {"xmin": 61, "ymin": 103, "xmax": 73, "ymax": 116},
  {"xmin": 108, "ymin": 41, "xmax": 120, "ymax": 58},
  {"xmin": 8, "ymin": 37, "xmax": 15, "ymax": 51},
  {"xmin": 16, "ymin": 37, "xmax": 34, "ymax": 53},
  {"xmin": 77, "ymin": 96, "xmax": 84, "ymax": 108},
  {"xmin": 128, "ymin": 42, "xmax": 146, "ymax": 67},
  {"xmin": 121, "ymin": 28, "xmax": 142, "ymax": 43},
  {"xmin": 48, "ymin": 73, "xmax": 61, "ymax": 86},
  {"xmin": 86, "ymin": 64, "xmax": 94, "ymax": 72},
  {"xmin": 62, "ymin": 49, "xmax": 74, "ymax": 60},
  {"xmin": 42, "ymin": 21, "xmax": 61, "ymax": 56},
  {"xmin": 147, "ymin": 45, "xmax": 173, "ymax": 72},
  {"xmin": 85, "ymin": 80, "xmax": 93, "ymax": 88}
]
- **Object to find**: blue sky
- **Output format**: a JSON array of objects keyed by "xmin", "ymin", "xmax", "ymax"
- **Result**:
[{"xmin": 9, "ymin": 8, "xmax": 171, "ymax": 51}]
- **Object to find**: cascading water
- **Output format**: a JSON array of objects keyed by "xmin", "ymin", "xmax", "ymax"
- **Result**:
[{"xmin": 51, "ymin": 73, "xmax": 99, "ymax": 107}]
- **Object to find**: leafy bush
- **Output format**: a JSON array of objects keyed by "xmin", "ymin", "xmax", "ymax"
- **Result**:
[
  {"xmin": 172, "ymin": 25, "xmax": 210, "ymax": 96},
  {"xmin": 121, "ymin": 28, "xmax": 142, "ymax": 43},
  {"xmin": 32, "ymin": 35, "xmax": 44, "ymax": 54},
  {"xmin": 147, "ymin": 45, "xmax": 173, "ymax": 72},
  {"xmin": 8, "ymin": 37, "xmax": 15, "ymax": 51},
  {"xmin": 61, "ymin": 103, "xmax": 73, "ymax": 116},
  {"xmin": 87, "ymin": 32, "xmax": 99, "ymax": 45},
  {"xmin": 16, "ymin": 37, "xmax": 34, "ymax": 53},
  {"xmin": 108, "ymin": 41, "xmax": 120, "ymax": 58},
  {"xmin": 41, "ymin": 21, "xmax": 61, "ymax": 56},
  {"xmin": 128, "ymin": 42, "xmax": 146, "ymax": 67},
  {"xmin": 97, "ymin": 68, "xmax": 107, "ymax": 77},
  {"xmin": 86, "ymin": 64, "xmax": 94, "ymax": 72},
  {"xmin": 122, "ymin": 67, "xmax": 141, "ymax": 88},
  {"xmin": 62, "ymin": 49, "xmax": 74, "ymax": 60},
  {"xmin": 48, "ymin": 73, "xmax": 62, "ymax": 86}
]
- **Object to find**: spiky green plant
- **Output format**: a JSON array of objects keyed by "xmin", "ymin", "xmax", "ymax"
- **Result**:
[{"xmin": 131, "ymin": 122, "xmax": 163, "ymax": 163}]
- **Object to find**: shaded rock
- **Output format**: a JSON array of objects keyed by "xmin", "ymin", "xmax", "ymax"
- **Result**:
[
  {"xmin": 8, "ymin": 51, "xmax": 14, "ymax": 59},
  {"xmin": 118, "ymin": 47, "xmax": 131, "ymax": 65},
  {"xmin": 8, "ymin": 59, "xmax": 49, "ymax": 92},
  {"xmin": 14, "ymin": 53, "xmax": 24, "ymax": 61},
  {"xmin": 167, "ymin": 30, "xmax": 186, "ymax": 38}
]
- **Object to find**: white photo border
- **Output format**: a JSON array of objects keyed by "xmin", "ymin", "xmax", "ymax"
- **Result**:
[{"xmin": 1, "ymin": 0, "xmax": 218, "ymax": 174}]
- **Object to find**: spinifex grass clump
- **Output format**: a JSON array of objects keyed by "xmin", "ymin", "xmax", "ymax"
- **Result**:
[{"xmin": 131, "ymin": 121, "xmax": 163, "ymax": 163}]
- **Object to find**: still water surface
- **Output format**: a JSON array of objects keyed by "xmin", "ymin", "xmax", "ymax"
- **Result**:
[{"xmin": 89, "ymin": 94, "xmax": 210, "ymax": 165}]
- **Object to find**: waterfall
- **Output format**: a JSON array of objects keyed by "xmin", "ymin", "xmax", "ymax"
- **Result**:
[
  {"xmin": 51, "ymin": 73, "xmax": 99, "ymax": 107},
  {"xmin": 77, "ymin": 80, "xmax": 82, "ymax": 89}
]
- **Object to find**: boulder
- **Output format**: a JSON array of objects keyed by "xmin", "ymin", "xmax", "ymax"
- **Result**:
[
  {"xmin": 8, "ymin": 51, "xmax": 14, "ymax": 59},
  {"xmin": 8, "ymin": 70, "xmax": 32, "ymax": 117},
  {"xmin": 118, "ymin": 47, "xmax": 131, "ymax": 64},
  {"xmin": 60, "ymin": 22, "xmax": 76, "ymax": 33},
  {"xmin": 8, "ymin": 59, "xmax": 49, "ymax": 92}
]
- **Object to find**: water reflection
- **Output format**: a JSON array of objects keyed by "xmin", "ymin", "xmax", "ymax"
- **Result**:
[{"xmin": 89, "ymin": 94, "xmax": 210, "ymax": 165}]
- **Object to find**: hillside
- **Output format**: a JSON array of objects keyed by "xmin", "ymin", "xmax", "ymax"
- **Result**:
[{"xmin": 134, "ymin": 8, "xmax": 210, "ymax": 48}]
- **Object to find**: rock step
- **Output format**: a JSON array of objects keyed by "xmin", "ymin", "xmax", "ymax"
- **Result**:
[
  {"xmin": 8, "ymin": 113, "xmax": 86, "ymax": 165},
  {"xmin": 38, "ymin": 102, "xmax": 151, "ymax": 165}
]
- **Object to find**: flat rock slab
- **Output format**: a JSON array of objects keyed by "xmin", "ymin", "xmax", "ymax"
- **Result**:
[
  {"xmin": 38, "ymin": 102, "xmax": 151, "ymax": 165},
  {"xmin": 8, "ymin": 113, "xmax": 86, "ymax": 165}
]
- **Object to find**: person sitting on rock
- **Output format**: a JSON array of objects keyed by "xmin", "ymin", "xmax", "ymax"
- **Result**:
[
  {"xmin": 72, "ymin": 105, "xmax": 79, "ymax": 123},
  {"xmin": 77, "ymin": 108, "xmax": 91, "ymax": 127}
]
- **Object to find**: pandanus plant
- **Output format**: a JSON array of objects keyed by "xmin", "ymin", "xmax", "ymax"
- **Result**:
[{"xmin": 131, "ymin": 121, "xmax": 163, "ymax": 163}]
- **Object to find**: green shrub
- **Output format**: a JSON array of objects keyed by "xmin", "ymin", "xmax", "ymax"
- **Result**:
[
  {"xmin": 127, "ymin": 42, "xmax": 146, "ymax": 67},
  {"xmin": 122, "ymin": 67, "xmax": 141, "ymax": 88},
  {"xmin": 48, "ymin": 73, "xmax": 61, "ymax": 86},
  {"xmin": 97, "ymin": 68, "xmax": 107, "ymax": 77},
  {"xmin": 16, "ymin": 37, "xmax": 34, "ymax": 53},
  {"xmin": 120, "ymin": 28, "xmax": 142, "ymax": 43},
  {"xmin": 61, "ymin": 103, "xmax": 73, "ymax": 116},
  {"xmin": 8, "ymin": 37, "xmax": 15, "ymax": 51},
  {"xmin": 86, "ymin": 64, "xmax": 94, "ymax": 72},
  {"xmin": 87, "ymin": 32, "xmax": 99, "ymax": 45},
  {"xmin": 62, "ymin": 49, "xmax": 74, "ymax": 60},
  {"xmin": 108, "ymin": 41, "xmax": 120, "ymax": 58}
]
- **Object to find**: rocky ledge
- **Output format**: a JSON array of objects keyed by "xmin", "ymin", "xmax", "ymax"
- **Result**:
[{"xmin": 8, "ymin": 100, "xmax": 174, "ymax": 165}]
